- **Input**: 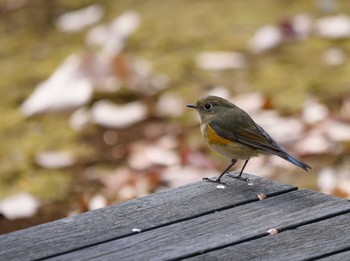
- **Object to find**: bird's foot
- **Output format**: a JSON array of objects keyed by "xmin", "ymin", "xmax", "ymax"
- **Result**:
[
  {"xmin": 227, "ymin": 172, "xmax": 249, "ymax": 182},
  {"xmin": 202, "ymin": 177, "xmax": 226, "ymax": 184}
]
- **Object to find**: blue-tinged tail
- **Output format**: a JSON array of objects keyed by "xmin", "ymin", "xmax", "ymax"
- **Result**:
[{"xmin": 286, "ymin": 155, "xmax": 311, "ymax": 171}]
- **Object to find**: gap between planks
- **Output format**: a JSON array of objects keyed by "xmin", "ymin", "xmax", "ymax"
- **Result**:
[
  {"xmin": 304, "ymin": 246, "xmax": 350, "ymax": 261},
  {"xmin": 42, "ymin": 190, "xmax": 350, "ymax": 261},
  {"xmin": 36, "ymin": 178, "xmax": 296, "ymax": 260},
  {"xmin": 171, "ymin": 206, "xmax": 350, "ymax": 261}
]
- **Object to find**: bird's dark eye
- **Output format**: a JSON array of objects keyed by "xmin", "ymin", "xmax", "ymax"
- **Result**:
[{"xmin": 204, "ymin": 103, "xmax": 212, "ymax": 110}]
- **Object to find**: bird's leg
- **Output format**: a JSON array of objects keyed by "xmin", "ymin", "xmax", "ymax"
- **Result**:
[
  {"xmin": 228, "ymin": 158, "xmax": 250, "ymax": 181},
  {"xmin": 203, "ymin": 159, "xmax": 237, "ymax": 183},
  {"xmin": 216, "ymin": 159, "xmax": 238, "ymax": 182}
]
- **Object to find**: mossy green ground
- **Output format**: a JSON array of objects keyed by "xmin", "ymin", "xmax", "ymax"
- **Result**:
[{"xmin": 0, "ymin": 0, "xmax": 349, "ymax": 202}]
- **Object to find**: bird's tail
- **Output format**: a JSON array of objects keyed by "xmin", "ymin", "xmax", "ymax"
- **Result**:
[{"xmin": 285, "ymin": 154, "xmax": 311, "ymax": 171}]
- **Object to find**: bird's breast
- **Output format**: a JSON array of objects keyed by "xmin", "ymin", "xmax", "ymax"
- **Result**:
[{"xmin": 201, "ymin": 123, "xmax": 258, "ymax": 160}]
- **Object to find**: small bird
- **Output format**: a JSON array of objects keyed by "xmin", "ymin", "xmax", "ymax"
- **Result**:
[{"xmin": 187, "ymin": 96, "xmax": 311, "ymax": 183}]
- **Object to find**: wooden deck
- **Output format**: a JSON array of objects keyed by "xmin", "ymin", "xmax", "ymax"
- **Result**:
[{"xmin": 1, "ymin": 173, "xmax": 350, "ymax": 261}]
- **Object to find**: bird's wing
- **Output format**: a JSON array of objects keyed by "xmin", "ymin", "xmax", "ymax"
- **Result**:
[
  {"xmin": 209, "ymin": 107, "xmax": 311, "ymax": 171},
  {"xmin": 209, "ymin": 108, "xmax": 288, "ymax": 157}
]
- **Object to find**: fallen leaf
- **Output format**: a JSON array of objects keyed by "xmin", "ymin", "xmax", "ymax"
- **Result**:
[
  {"xmin": 56, "ymin": 4, "xmax": 104, "ymax": 33},
  {"xmin": 267, "ymin": 228, "xmax": 279, "ymax": 235},
  {"xmin": 302, "ymin": 99, "xmax": 329, "ymax": 124},
  {"xmin": 250, "ymin": 25, "xmax": 282, "ymax": 53},
  {"xmin": 322, "ymin": 48, "xmax": 346, "ymax": 66},
  {"xmin": 156, "ymin": 93, "xmax": 185, "ymax": 117},
  {"xmin": 21, "ymin": 54, "xmax": 93, "ymax": 117},
  {"xmin": 91, "ymin": 100, "xmax": 147, "ymax": 128},
  {"xmin": 196, "ymin": 51, "xmax": 247, "ymax": 70},
  {"xmin": 315, "ymin": 15, "xmax": 350, "ymax": 39},
  {"xmin": 257, "ymin": 193, "xmax": 267, "ymax": 200},
  {"xmin": 0, "ymin": 193, "xmax": 40, "ymax": 220},
  {"xmin": 88, "ymin": 194, "xmax": 107, "ymax": 210},
  {"xmin": 35, "ymin": 151, "xmax": 75, "ymax": 169}
]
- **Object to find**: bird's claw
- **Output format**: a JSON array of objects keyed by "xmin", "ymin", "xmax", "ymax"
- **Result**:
[
  {"xmin": 227, "ymin": 173, "xmax": 249, "ymax": 182},
  {"xmin": 202, "ymin": 177, "xmax": 226, "ymax": 184}
]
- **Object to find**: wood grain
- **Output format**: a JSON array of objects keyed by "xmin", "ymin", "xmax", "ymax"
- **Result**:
[
  {"xmin": 0, "ymin": 174, "xmax": 295, "ymax": 261},
  {"xmin": 44, "ymin": 190, "xmax": 350, "ymax": 261},
  {"xmin": 186, "ymin": 213, "xmax": 350, "ymax": 261}
]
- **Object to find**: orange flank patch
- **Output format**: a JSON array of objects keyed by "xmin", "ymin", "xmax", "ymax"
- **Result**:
[{"xmin": 207, "ymin": 125, "xmax": 231, "ymax": 145}]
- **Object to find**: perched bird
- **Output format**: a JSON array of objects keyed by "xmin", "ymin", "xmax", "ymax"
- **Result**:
[{"xmin": 187, "ymin": 96, "xmax": 311, "ymax": 183}]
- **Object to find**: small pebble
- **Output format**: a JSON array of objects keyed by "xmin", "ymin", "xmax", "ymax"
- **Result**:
[
  {"xmin": 247, "ymin": 182, "xmax": 254, "ymax": 186},
  {"xmin": 216, "ymin": 184, "xmax": 226, "ymax": 189}
]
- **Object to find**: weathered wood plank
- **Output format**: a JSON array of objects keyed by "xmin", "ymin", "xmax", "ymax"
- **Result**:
[
  {"xmin": 0, "ymin": 174, "xmax": 295, "ymax": 261},
  {"xmin": 186, "ymin": 213, "xmax": 350, "ymax": 261},
  {"xmin": 45, "ymin": 190, "xmax": 350, "ymax": 261},
  {"xmin": 317, "ymin": 250, "xmax": 350, "ymax": 261}
]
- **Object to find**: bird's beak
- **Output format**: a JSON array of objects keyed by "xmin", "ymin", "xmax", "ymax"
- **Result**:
[{"xmin": 186, "ymin": 104, "xmax": 197, "ymax": 109}]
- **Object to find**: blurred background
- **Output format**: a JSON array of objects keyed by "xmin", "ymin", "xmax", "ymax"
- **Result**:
[{"xmin": 1, "ymin": 0, "xmax": 350, "ymax": 234}]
